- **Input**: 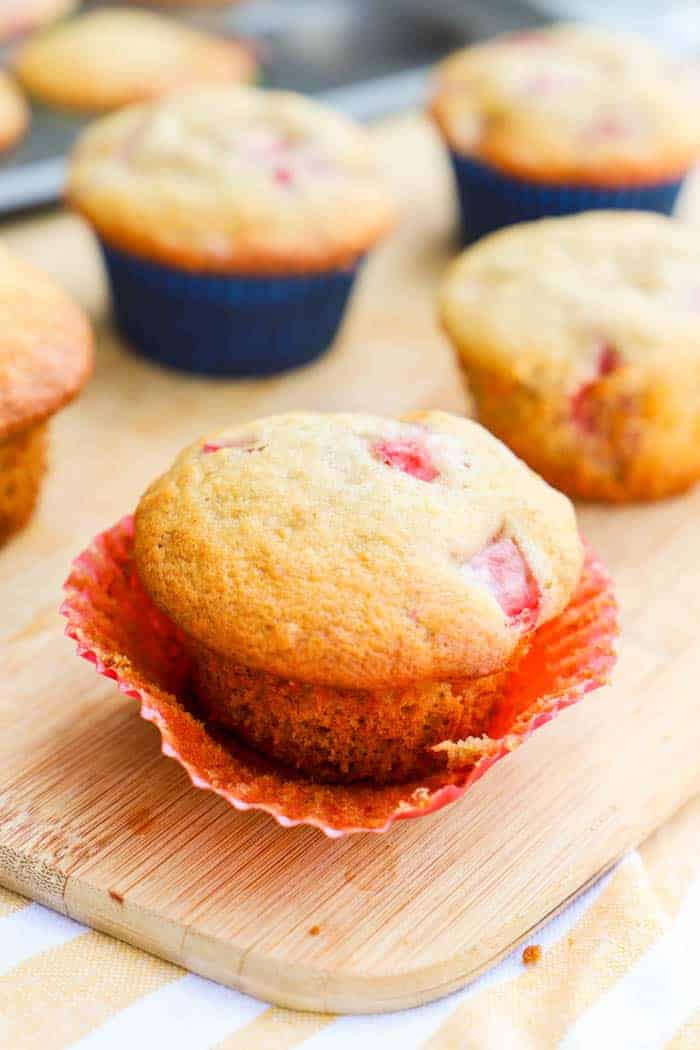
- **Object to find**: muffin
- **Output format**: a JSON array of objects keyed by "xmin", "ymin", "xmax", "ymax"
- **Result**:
[
  {"xmin": 0, "ymin": 0, "xmax": 76, "ymax": 44},
  {"xmin": 16, "ymin": 8, "xmax": 257, "ymax": 113},
  {"xmin": 0, "ymin": 244, "xmax": 93, "ymax": 543},
  {"xmin": 133, "ymin": 411, "xmax": 583, "ymax": 784},
  {"xmin": 440, "ymin": 210, "xmax": 700, "ymax": 503},
  {"xmin": 430, "ymin": 25, "xmax": 700, "ymax": 244},
  {"xmin": 67, "ymin": 87, "xmax": 396, "ymax": 375},
  {"xmin": 0, "ymin": 74, "xmax": 29, "ymax": 156}
]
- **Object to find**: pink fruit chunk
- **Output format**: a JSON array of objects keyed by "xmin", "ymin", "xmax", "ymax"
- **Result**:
[
  {"xmin": 526, "ymin": 72, "xmax": 558, "ymax": 95},
  {"xmin": 202, "ymin": 436, "xmax": 265, "ymax": 454},
  {"xmin": 465, "ymin": 538, "xmax": 540, "ymax": 630},
  {"xmin": 371, "ymin": 438, "xmax": 439, "ymax": 482},
  {"xmin": 570, "ymin": 343, "xmax": 621, "ymax": 435},
  {"xmin": 273, "ymin": 165, "xmax": 293, "ymax": 186},
  {"xmin": 585, "ymin": 113, "xmax": 641, "ymax": 144}
]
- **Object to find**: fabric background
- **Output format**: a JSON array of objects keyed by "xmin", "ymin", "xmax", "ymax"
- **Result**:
[{"xmin": 1, "ymin": 794, "xmax": 698, "ymax": 1050}]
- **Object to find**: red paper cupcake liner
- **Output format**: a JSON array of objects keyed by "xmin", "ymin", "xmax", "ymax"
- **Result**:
[{"xmin": 61, "ymin": 516, "xmax": 618, "ymax": 837}]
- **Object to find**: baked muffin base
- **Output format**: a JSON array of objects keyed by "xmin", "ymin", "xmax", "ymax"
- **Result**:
[
  {"xmin": 192, "ymin": 646, "xmax": 521, "ymax": 784},
  {"xmin": 0, "ymin": 422, "xmax": 47, "ymax": 544},
  {"xmin": 62, "ymin": 516, "xmax": 618, "ymax": 835},
  {"xmin": 460, "ymin": 361, "xmax": 700, "ymax": 503}
]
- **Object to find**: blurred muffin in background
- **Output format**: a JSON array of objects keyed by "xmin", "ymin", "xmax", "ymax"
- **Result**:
[
  {"xmin": 0, "ymin": 73, "xmax": 29, "ymax": 154},
  {"xmin": 0, "ymin": 244, "xmax": 92, "ymax": 544},
  {"xmin": 0, "ymin": 0, "xmax": 77, "ymax": 44},
  {"xmin": 440, "ymin": 211, "xmax": 700, "ymax": 503},
  {"xmin": 67, "ymin": 86, "xmax": 396, "ymax": 375},
  {"xmin": 430, "ymin": 25, "xmax": 700, "ymax": 244},
  {"xmin": 15, "ymin": 7, "xmax": 257, "ymax": 113}
]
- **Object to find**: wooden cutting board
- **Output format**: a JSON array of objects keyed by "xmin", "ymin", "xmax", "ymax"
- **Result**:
[{"xmin": 1, "ymin": 116, "xmax": 700, "ymax": 1015}]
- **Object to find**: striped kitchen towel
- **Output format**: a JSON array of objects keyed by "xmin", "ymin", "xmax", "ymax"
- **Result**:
[{"xmin": 1, "ymin": 794, "xmax": 699, "ymax": 1050}]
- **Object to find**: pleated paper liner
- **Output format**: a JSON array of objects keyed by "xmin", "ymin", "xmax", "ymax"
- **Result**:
[
  {"xmin": 449, "ymin": 152, "xmax": 685, "ymax": 245},
  {"xmin": 62, "ymin": 516, "xmax": 618, "ymax": 837},
  {"xmin": 100, "ymin": 242, "xmax": 362, "ymax": 377}
]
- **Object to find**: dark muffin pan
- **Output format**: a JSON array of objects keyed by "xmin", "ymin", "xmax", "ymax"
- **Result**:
[{"xmin": 0, "ymin": 0, "xmax": 543, "ymax": 214}]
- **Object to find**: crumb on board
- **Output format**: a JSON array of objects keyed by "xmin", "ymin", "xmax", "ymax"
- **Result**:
[
  {"xmin": 108, "ymin": 889, "xmax": 124, "ymax": 904},
  {"xmin": 522, "ymin": 944, "xmax": 541, "ymax": 966},
  {"xmin": 309, "ymin": 925, "xmax": 321, "ymax": 937}
]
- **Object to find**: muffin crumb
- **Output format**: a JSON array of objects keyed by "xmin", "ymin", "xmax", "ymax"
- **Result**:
[{"xmin": 522, "ymin": 944, "xmax": 542, "ymax": 966}]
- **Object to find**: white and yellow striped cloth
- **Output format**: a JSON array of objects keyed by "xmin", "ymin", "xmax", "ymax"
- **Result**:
[{"xmin": 1, "ymin": 795, "xmax": 699, "ymax": 1050}]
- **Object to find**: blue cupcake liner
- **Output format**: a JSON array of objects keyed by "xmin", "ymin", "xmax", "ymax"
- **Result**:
[
  {"xmin": 449, "ymin": 152, "xmax": 685, "ymax": 245},
  {"xmin": 100, "ymin": 242, "xmax": 362, "ymax": 377}
]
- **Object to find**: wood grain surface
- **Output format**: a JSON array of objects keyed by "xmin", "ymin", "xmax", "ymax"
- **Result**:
[{"xmin": 1, "ymin": 116, "xmax": 699, "ymax": 1013}]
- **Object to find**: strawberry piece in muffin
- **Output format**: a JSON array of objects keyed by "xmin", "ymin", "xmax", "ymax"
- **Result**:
[
  {"xmin": 570, "ymin": 343, "xmax": 621, "ymax": 436},
  {"xmin": 371, "ymin": 437, "xmax": 439, "ymax": 482},
  {"xmin": 464, "ymin": 538, "xmax": 540, "ymax": 630}
]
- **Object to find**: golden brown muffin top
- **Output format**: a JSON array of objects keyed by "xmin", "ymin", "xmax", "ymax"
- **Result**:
[
  {"xmin": 16, "ymin": 8, "xmax": 257, "ymax": 113},
  {"xmin": 0, "ymin": 244, "xmax": 93, "ymax": 440},
  {"xmin": 134, "ymin": 411, "xmax": 583, "ymax": 689},
  {"xmin": 440, "ymin": 211, "xmax": 700, "ymax": 392},
  {"xmin": 0, "ymin": 72, "xmax": 29, "ymax": 154},
  {"xmin": 67, "ymin": 86, "xmax": 397, "ymax": 274},
  {"xmin": 430, "ymin": 25, "xmax": 700, "ymax": 186}
]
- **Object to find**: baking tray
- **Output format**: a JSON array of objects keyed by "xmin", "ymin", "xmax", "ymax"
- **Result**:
[{"xmin": 0, "ymin": 0, "xmax": 544, "ymax": 214}]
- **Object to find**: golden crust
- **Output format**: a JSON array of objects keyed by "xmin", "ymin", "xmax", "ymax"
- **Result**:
[
  {"xmin": 0, "ymin": 73, "xmax": 29, "ymax": 155},
  {"xmin": 0, "ymin": 243, "xmax": 94, "ymax": 440},
  {"xmin": 134, "ymin": 411, "xmax": 583, "ymax": 690},
  {"xmin": 66, "ymin": 87, "xmax": 396, "ymax": 275},
  {"xmin": 0, "ymin": 423, "xmax": 46, "ymax": 545},
  {"xmin": 430, "ymin": 25, "xmax": 700, "ymax": 187},
  {"xmin": 192, "ymin": 641, "xmax": 516, "ymax": 784},
  {"xmin": 16, "ymin": 9, "xmax": 257, "ymax": 114},
  {"xmin": 459, "ymin": 360, "xmax": 700, "ymax": 503},
  {"xmin": 440, "ymin": 212, "xmax": 700, "ymax": 502}
]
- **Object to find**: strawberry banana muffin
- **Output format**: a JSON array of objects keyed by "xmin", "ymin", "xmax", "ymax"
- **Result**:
[
  {"xmin": 0, "ymin": 0, "xmax": 76, "ymax": 44},
  {"xmin": 430, "ymin": 25, "xmax": 700, "ymax": 243},
  {"xmin": 0, "ymin": 244, "xmax": 92, "ymax": 543},
  {"xmin": 134, "ymin": 411, "xmax": 583, "ymax": 783},
  {"xmin": 67, "ymin": 87, "xmax": 395, "ymax": 375},
  {"xmin": 440, "ymin": 211, "xmax": 700, "ymax": 502},
  {"xmin": 0, "ymin": 73, "xmax": 29, "ymax": 156},
  {"xmin": 16, "ymin": 8, "xmax": 257, "ymax": 113}
]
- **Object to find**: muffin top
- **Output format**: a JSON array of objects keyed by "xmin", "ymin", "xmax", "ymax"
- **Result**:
[
  {"xmin": 0, "ymin": 244, "xmax": 93, "ymax": 440},
  {"xmin": 0, "ymin": 73, "xmax": 29, "ymax": 153},
  {"xmin": 67, "ymin": 87, "xmax": 396, "ymax": 274},
  {"xmin": 430, "ymin": 25, "xmax": 700, "ymax": 185},
  {"xmin": 16, "ymin": 8, "xmax": 257, "ymax": 113},
  {"xmin": 441, "ymin": 211, "xmax": 700, "ymax": 392},
  {"xmin": 134, "ymin": 411, "xmax": 582, "ymax": 690},
  {"xmin": 0, "ymin": 0, "xmax": 76, "ymax": 43}
]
